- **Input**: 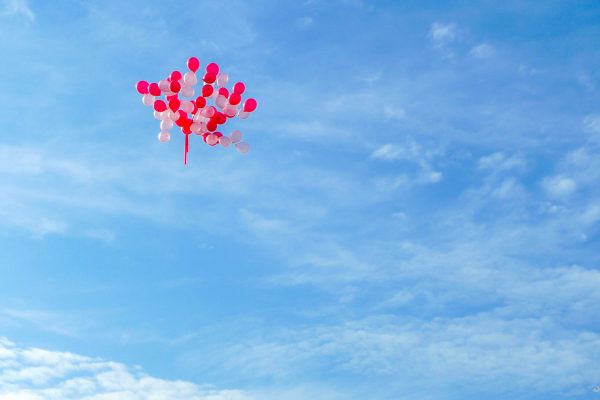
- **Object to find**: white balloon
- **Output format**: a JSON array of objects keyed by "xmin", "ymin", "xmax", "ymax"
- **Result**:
[
  {"xmin": 237, "ymin": 110, "xmax": 250, "ymax": 119},
  {"xmin": 235, "ymin": 141, "xmax": 250, "ymax": 154},
  {"xmin": 191, "ymin": 122, "xmax": 202, "ymax": 133},
  {"xmin": 160, "ymin": 119, "xmax": 173, "ymax": 130},
  {"xmin": 230, "ymin": 130, "xmax": 242, "ymax": 143},
  {"xmin": 142, "ymin": 94, "xmax": 155, "ymax": 106},
  {"xmin": 169, "ymin": 110, "xmax": 180, "ymax": 121},
  {"xmin": 206, "ymin": 134, "xmax": 218, "ymax": 145},
  {"xmin": 153, "ymin": 110, "xmax": 163, "ymax": 120},
  {"xmin": 223, "ymin": 104, "xmax": 237, "ymax": 117},
  {"xmin": 201, "ymin": 107, "xmax": 215, "ymax": 118},
  {"xmin": 157, "ymin": 131, "xmax": 171, "ymax": 143},
  {"xmin": 183, "ymin": 71, "xmax": 197, "ymax": 86},
  {"xmin": 181, "ymin": 85, "xmax": 194, "ymax": 98},
  {"xmin": 219, "ymin": 136, "xmax": 231, "ymax": 147},
  {"xmin": 158, "ymin": 80, "xmax": 170, "ymax": 91},
  {"xmin": 216, "ymin": 73, "xmax": 229, "ymax": 87},
  {"xmin": 181, "ymin": 100, "xmax": 194, "ymax": 113},
  {"xmin": 215, "ymin": 95, "xmax": 227, "ymax": 109}
]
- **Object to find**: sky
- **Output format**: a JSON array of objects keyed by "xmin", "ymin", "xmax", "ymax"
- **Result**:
[{"xmin": 0, "ymin": 0, "xmax": 599, "ymax": 399}]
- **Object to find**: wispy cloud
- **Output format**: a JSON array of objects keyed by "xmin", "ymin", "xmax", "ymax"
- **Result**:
[{"xmin": 1, "ymin": 0, "xmax": 35, "ymax": 22}]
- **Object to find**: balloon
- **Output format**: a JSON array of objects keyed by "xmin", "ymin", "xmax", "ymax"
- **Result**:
[
  {"xmin": 169, "ymin": 81, "xmax": 181, "ymax": 93},
  {"xmin": 158, "ymin": 131, "xmax": 171, "ymax": 142},
  {"xmin": 230, "ymin": 130, "xmax": 242, "ymax": 143},
  {"xmin": 228, "ymin": 92, "xmax": 241, "ymax": 105},
  {"xmin": 149, "ymin": 83, "xmax": 161, "ymax": 96},
  {"xmin": 183, "ymin": 71, "xmax": 197, "ymax": 86},
  {"xmin": 233, "ymin": 82, "xmax": 245, "ymax": 94},
  {"xmin": 201, "ymin": 106, "xmax": 215, "ymax": 118},
  {"xmin": 160, "ymin": 119, "xmax": 174, "ymax": 130},
  {"xmin": 195, "ymin": 97, "xmax": 206, "ymax": 108},
  {"xmin": 215, "ymin": 112, "xmax": 226, "ymax": 124},
  {"xmin": 219, "ymin": 136, "xmax": 231, "ymax": 147},
  {"xmin": 169, "ymin": 109, "xmax": 180, "ymax": 121},
  {"xmin": 206, "ymin": 62, "xmax": 219, "ymax": 75},
  {"xmin": 153, "ymin": 99, "xmax": 167, "ymax": 112},
  {"xmin": 206, "ymin": 119, "xmax": 218, "ymax": 132},
  {"xmin": 243, "ymin": 98, "xmax": 257, "ymax": 112},
  {"xmin": 201, "ymin": 84, "xmax": 214, "ymax": 97},
  {"xmin": 223, "ymin": 104, "xmax": 237, "ymax": 117},
  {"xmin": 218, "ymin": 87, "xmax": 230, "ymax": 97},
  {"xmin": 142, "ymin": 94, "xmax": 155, "ymax": 106},
  {"xmin": 206, "ymin": 133, "xmax": 219, "ymax": 145},
  {"xmin": 168, "ymin": 98, "xmax": 181, "ymax": 112},
  {"xmin": 203, "ymin": 72, "xmax": 216, "ymax": 84},
  {"xmin": 136, "ymin": 80, "xmax": 149, "ymax": 94},
  {"xmin": 170, "ymin": 71, "xmax": 182, "ymax": 81},
  {"xmin": 137, "ymin": 56, "xmax": 258, "ymax": 164},
  {"xmin": 235, "ymin": 142, "xmax": 250, "ymax": 154},
  {"xmin": 216, "ymin": 73, "xmax": 229, "ymax": 87},
  {"xmin": 181, "ymin": 100, "xmax": 195, "ymax": 113},
  {"xmin": 215, "ymin": 95, "xmax": 227, "ymax": 109},
  {"xmin": 181, "ymin": 85, "xmax": 194, "ymax": 98},
  {"xmin": 187, "ymin": 57, "xmax": 200, "ymax": 72},
  {"xmin": 158, "ymin": 80, "xmax": 170, "ymax": 92}
]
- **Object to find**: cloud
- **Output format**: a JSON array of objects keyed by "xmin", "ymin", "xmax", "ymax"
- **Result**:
[
  {"xmin": 430, "ymin": 22, "xmax": 457, "ymax": 44},
  {"xmin": 477, "ymin": 152, "xmax": 526, "ymax": 172},
  {"xmin": 470, "ymin": 43, "xmax": 495, "ymax": 59},
  {"xmin": 1, "ymin": 0, "xmax": 34, "ymax": 22},
  {"xmin": 541, "ymin": 175, "xmax": 577, "ymax": 198},
  {"xmin": 0, "ymin": 338, "xmax": 251, "ymax": 400}
]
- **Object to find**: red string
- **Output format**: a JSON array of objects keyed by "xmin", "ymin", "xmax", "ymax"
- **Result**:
[{"xmin": 184, "ymin": 134, "xmax": 189, "ymax": 165}]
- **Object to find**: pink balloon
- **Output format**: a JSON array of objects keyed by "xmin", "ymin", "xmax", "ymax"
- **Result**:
[
  {"xmin": 228, "ymin": 92, "xmax": 241, "ymax": 105},
  {"xmin": 233, "ymin": 82, "xmax": 245, "ymax": 94},
  {"xmin": 243, "ymin": 98, "xmax": 257, "ymax": 112},
  {"xmin": 187, "ymin": 57, "xmax": 200, "ymax": 72},
  {"xmin": 153, "ymin": 100, "xmax": 167, "ymax": 112},
  {"xmin": 206, "ymin": 62, "xmax": 219, "ymax": 75},
  {"xmin": 170, "ymin": 71, "xmax": 182, "ymax": 81},
  {"xmin": 136, "ymin": 80, "xmax": 149, "ymax": 94},
  {"xmin": 149, "ymin": 83, "xmax": 161, "ymax": 96}
]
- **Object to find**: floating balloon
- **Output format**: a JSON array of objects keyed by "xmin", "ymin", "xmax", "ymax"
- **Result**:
[{"xmin": 137, "ymin": 56, "xmax": 258, "ymax": 164}]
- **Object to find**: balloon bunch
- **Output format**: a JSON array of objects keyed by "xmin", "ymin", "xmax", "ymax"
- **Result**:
[{"xmin": 136, "ymin": 57, "xmax": 258, "ymax": 164}]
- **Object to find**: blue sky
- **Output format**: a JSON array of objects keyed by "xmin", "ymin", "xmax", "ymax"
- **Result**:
[{"xmin": 0, "ymin": 0, "xmax": 600, "ymax": 399}]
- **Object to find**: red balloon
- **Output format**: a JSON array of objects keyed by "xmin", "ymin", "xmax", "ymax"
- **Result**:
[
  {"xmin": 182, "ymin": 125, "xmax": 192, "ymax": 134},
  {"xmin": 149, "ymin": 83, "xmax": 161, "ymax": 96},
  {"xmin": 233, "ymin": 82, "xmax": 245, "ymax": 94},
  {"xmin": 215, "ymin": 131, "xmax": 223, "ymax": 138},
  {"xmin": 202, "ymin": 133, "xmax": 209, "ymax": 142},
  {"xmin": 136, "ymin": 80, "xmax": 149, "ymax": 94},
  {"xmin": 166, "ymin": 94, "xmax": 177, "ymax": 102},
  {"xmin": 206, "ymin": 119, "xmax": 218, "ymax": 132},
  {"xmin": 187, "ymin": 57, "xmax": 200, "ymax": 72},
  {"xmin": 216, "ymin": 112, "xmax": 226, "ymax": 124},
  {"xmin": 195, "ymin": 96, "xmax": 206, "ymax": 108},
  {"xmin": 170, "ymin": 81, "xmax": 181, "ymax": 93},
  {"xmin": 153, "ymin": 100, "xmax": 167, "ymax": 112},
  {"xmin": 202, "ymin": 84, "xmax": 214, "ymax": 97},
  {"xmin": 228, "ymin": 92, "xmax": 241, "ymax": 105},
  {"xmin": 203, "ymin": 73, "xmax": 216, "ymax": 84},
  {"xmin": 243, "ymin": 98, "xmax": 257, "ymax": 112},
  {"xmin": 168, "ymin": 98, "xmax": 180, "ymax": 112},
  {"xmin": 170, "ymin": 71, "xmax": 182, "ymax": 81},
  {"xmin": 218, "ymin": 87, "xmax": 229, "ymax": 97},
  {"xmin": 178, "ymin": 110, "xmax": 187, "ymax": 120},
  {"xmin": 206, "ymin": 62, "xmax": 219, "ymax": 75}
]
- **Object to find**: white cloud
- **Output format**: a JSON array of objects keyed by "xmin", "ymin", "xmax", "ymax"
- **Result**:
[
  {"xmin": 477, "ymin": 152, "xmax": 525, "ymax": 172},
  {"xmin": 430, "ymin": 22, "xmax": 457, "ymax": 44},
  {"xmin": 0, "ymin": 338, "xmax": 251, "ymax": 400},
  {"xmin": 541, "ymin": 175, "xmax": 577, "ymax": 197},
  {"xmin": 470, "ymin": 43, "xmax": 495, "ymax": 59},
  {"xmin": 2, "ymin": 0, "xmax": 34, "ymax": 22}
]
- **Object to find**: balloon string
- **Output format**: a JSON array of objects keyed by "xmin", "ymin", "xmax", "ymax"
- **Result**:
[{"xmin": 184, "ymin": 134, "xmax": 189, "ymax": 165}]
